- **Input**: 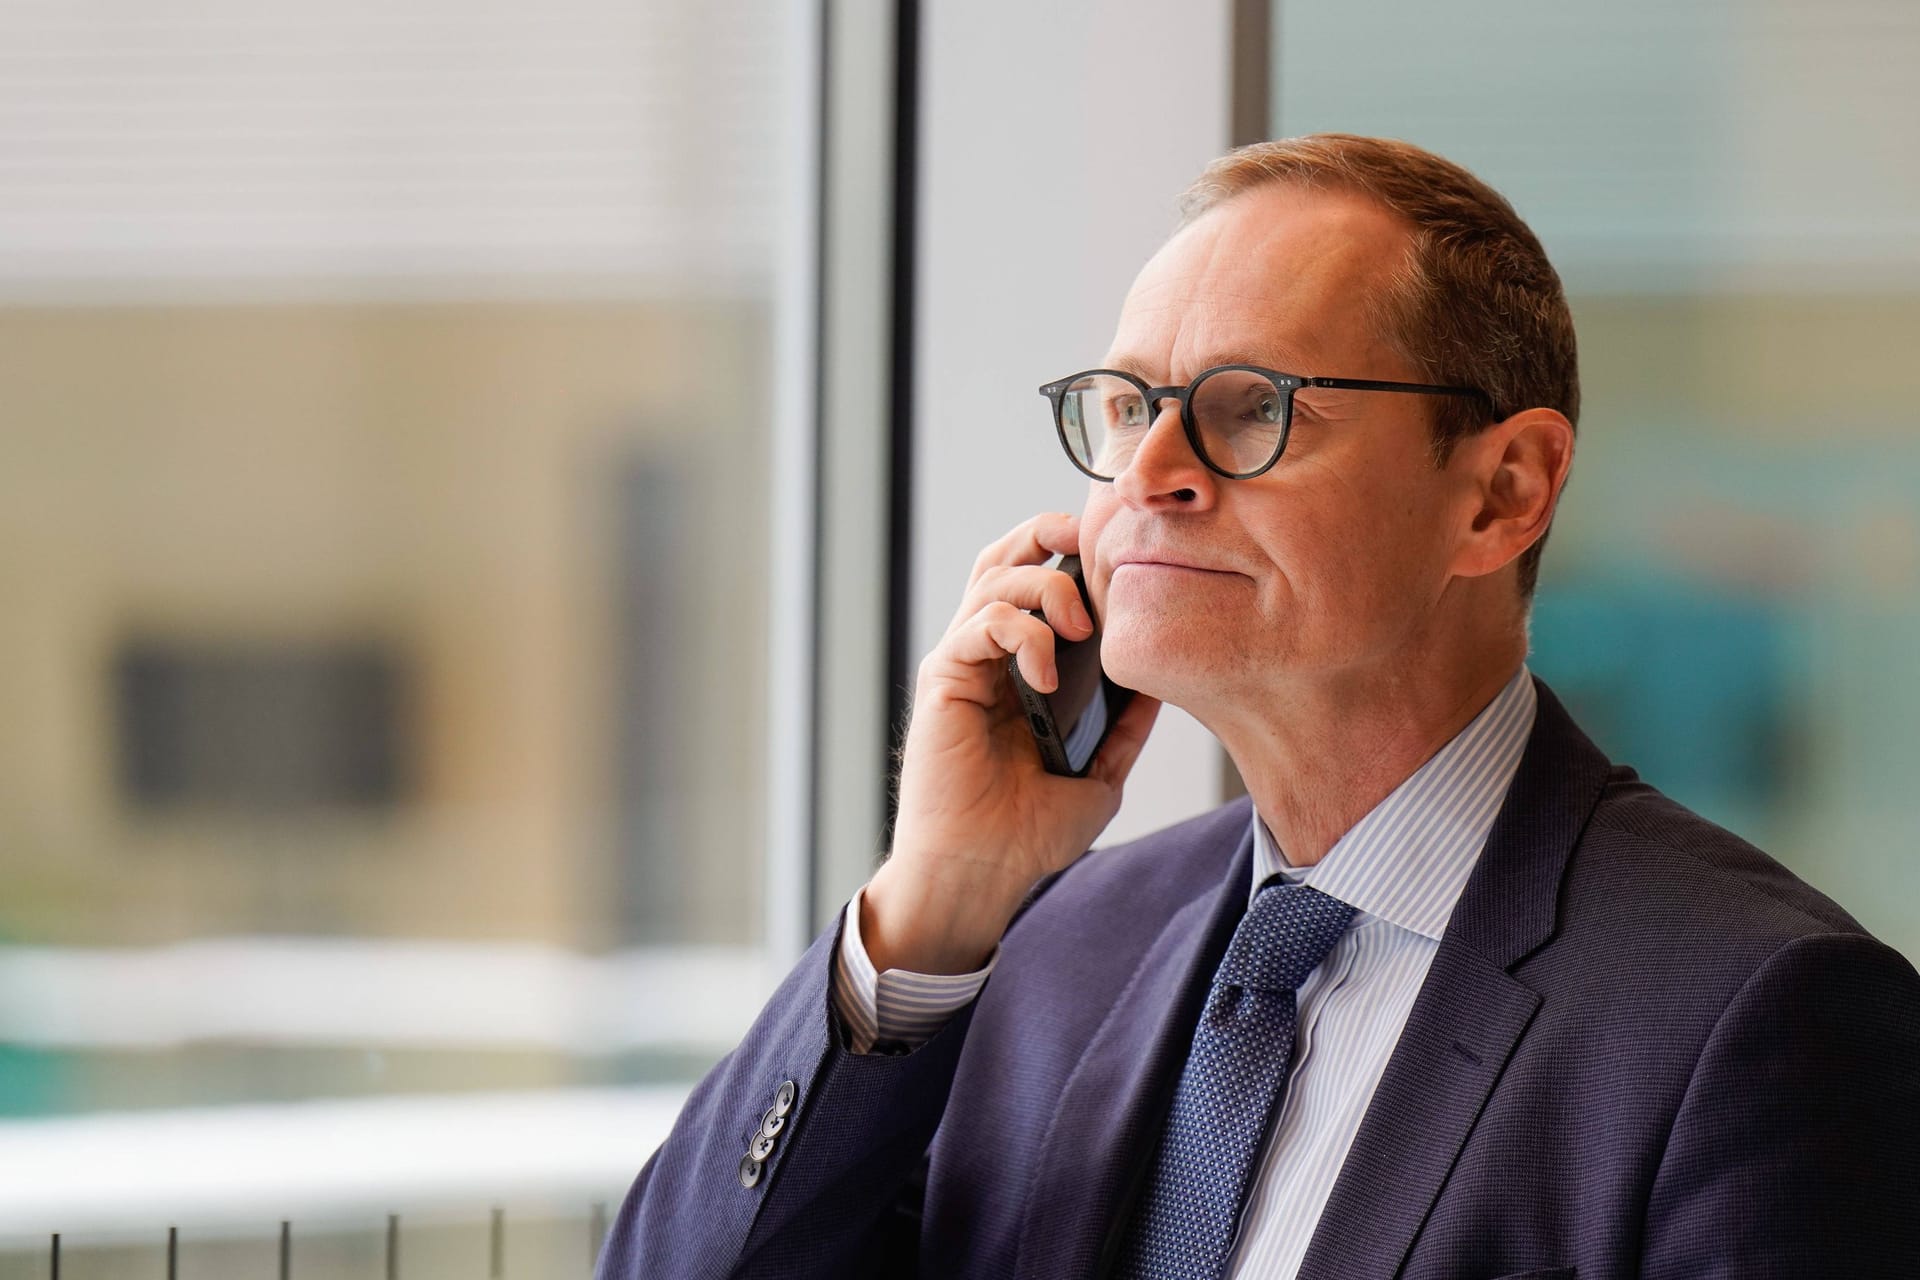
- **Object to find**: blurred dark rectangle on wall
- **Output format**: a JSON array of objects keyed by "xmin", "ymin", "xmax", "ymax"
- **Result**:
[
  {"xmin": 615, "ymin": 451, "xmax": 690, "ymax": 942},
  {"xmin": 115, "ymin": 640, "xmax": 411, "ymax": 812}
]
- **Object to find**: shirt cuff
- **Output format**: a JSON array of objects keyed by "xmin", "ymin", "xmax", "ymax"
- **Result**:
[{"xmin": 831, "ymin": 884, "xmax": 998, "ymax": 1055}]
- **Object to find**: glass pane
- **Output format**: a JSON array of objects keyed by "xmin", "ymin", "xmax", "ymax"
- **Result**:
[
  {"xmin": 1270, "ymin": 0, "xmax": 1920, "ymax": 962},
  {"xmin": 0, "ymin": 0, "xmax": 797, "ymax": 1261}
]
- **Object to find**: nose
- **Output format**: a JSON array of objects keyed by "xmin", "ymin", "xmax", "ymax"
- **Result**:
[{"xmin": 1112, "ymin": 398, "xmax": 1216, "ymax": 509}]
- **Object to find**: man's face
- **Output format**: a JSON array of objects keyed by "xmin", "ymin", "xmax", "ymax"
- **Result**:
[{"xmin": 1079, "ymin": 185, "xmax": 1476, "ymax": 710}]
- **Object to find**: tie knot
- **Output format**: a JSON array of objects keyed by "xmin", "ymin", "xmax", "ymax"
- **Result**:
[{"xmin": 1213, "ymin": 879, "xmax": 1357, "ymax": 994}]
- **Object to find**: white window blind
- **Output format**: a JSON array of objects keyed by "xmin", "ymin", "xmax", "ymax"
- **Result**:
[{"xmin": 0, "ymin": 0, "xmax": 780, "ymax": 297}]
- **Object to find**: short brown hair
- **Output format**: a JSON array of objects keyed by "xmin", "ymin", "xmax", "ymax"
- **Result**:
[{"xmin": 1178, "ymin": 133, "xmax": 1578, "ymax": 598}]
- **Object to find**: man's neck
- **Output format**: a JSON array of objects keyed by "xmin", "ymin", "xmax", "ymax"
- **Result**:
[{"xmin": 1220, "ymin": 652, "xmax": 1527, "ymax": 870}]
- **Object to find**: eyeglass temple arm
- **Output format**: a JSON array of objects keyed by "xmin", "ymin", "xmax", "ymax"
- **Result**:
[{"xmin": 1304, "ymin": 375, "xmax": 1488, "ymax": 399}]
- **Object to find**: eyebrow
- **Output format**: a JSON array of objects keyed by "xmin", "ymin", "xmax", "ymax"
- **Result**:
[{"xmin": 1101, "ymin": 350, "xmax": 1309, "ymax": 381}]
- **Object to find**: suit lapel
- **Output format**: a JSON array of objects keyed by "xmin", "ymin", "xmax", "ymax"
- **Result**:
[
  {"xmin": 1295, "ymin": 678, "xmax": 1614, "ymax": 1280},
  {"xmin": 1013, "ymin": 814, "xmax": 1255, "ymax": 1280},
  {"xmin": 1291, "ymin": 937, "xmax": 1541, "ymax": 1279}
]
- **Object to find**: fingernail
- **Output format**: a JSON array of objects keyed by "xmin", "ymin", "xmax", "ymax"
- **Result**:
[{"xmin": 1070, "ymin": 600, "xmax": 1093, "ymax": 632}]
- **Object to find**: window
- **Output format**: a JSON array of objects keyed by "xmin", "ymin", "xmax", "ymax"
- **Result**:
[{"xmin": 0, "ymin": 1, "xmax": 830, "ymax": 1267}]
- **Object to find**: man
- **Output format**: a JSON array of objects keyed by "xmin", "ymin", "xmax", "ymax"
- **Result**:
[{"xmin": 598, "ymin": 135, "xmax": 1920, "ymax": 1278}]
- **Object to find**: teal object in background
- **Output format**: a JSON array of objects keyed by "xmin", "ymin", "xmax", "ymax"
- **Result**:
[
  {"xmin": 0, "ymin": 1045, "xmax": 65, "ymax": 1119},
  {"xmin": 1530, "ymin": 572, "xmax": 1802, "ymax": 851}
]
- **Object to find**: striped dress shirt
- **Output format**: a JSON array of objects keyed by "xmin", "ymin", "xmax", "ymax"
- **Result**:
[{"xmin": 831, "ymin": 664, "xmax": 1538, "ymax": 1277}]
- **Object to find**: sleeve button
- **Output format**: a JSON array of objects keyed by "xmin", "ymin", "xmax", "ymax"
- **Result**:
[
  {"xmin": 748, "ymin": 1129, "xmax": 777, "ymax": 1162},
  {"xmin": 738, "ymin": 1155, "xmax": 764, "ymax": 1188},
  {"xmin": 774, "ymin": 1080, "xmax": 797, "ymax": 1115}
]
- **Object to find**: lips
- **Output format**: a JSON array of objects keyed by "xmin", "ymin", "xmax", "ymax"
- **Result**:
[
  {"xmin": 1113, "ymin": 563, "xmax": 1233, "ymax": 583},
  {"xmin": 1112, "ymin": 557, "xmax": 1233, "ymax": 574}
]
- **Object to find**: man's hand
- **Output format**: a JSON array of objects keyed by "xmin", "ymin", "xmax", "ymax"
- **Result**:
[{"xmin": 864, "ymin": 512, "xmax": 1161, "ymax": 976}]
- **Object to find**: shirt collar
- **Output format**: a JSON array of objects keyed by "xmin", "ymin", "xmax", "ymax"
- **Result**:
[{"xmin": 1250, "ymin": 664, "xmax": 1537, "ymax": 941}]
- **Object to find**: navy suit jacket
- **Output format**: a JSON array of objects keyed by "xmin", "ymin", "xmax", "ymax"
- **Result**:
[{"xmin": 598, "ymin": 679, "xmax": 1920, "ymax": 1278}]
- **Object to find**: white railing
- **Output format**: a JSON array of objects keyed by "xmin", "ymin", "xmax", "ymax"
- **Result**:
[{"xmin": 0, "ymin": 1086, "xmax": 691, "ymax": 1275}]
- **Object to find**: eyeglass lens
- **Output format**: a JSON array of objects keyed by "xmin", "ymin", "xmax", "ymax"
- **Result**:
[{"xmin": 1057, "ymin": 370, "xmax": 1288, "ymax": 478}]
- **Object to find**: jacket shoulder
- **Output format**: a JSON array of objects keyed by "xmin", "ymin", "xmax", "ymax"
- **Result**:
[{"xmin": 1582, "ymin": 772, "xmax": 1871, "ymax": 943}]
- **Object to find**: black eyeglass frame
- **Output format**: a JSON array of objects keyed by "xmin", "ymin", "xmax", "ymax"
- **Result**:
[{"xmin": 1037, "ymin": 365, "xmax": 1492, "ymax": 481}]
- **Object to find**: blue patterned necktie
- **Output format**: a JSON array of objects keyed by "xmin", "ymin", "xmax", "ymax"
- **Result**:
[{"xmin": 1113, "ymin": 877, "xmax": 1359, "ymax": 1280}]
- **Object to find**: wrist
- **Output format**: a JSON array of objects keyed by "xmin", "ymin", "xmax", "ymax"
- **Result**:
[{"xmin": 861, "ymin": 857, "xmax": 1028, "ymax": 976}]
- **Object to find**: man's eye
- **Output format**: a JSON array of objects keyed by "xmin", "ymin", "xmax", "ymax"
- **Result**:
[{"xmin": 1109, "ymin": 398, "xmax": 1148, "ymax": 427}]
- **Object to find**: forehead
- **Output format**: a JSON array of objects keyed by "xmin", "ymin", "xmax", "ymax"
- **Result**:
[{"xmin": 1104, "ymin": 184, "xmax": 1412, "ymax": 379}]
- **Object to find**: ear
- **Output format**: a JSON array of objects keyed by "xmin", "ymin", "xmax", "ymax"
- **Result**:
[{"xmin": 1449, "ymin": 407, "xmax": 1575, "ymax": 581}]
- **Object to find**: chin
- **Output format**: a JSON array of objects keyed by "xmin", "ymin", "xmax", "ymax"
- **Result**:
[{"xmin": 1099, "ymin": 624, "xmax": 1215, "ymax": 700}]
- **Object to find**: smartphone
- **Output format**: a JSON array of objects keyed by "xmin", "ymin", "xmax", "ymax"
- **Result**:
[{"xmin": 1007, "ymin": 554, "xmax": 1136, "ymax": 777}]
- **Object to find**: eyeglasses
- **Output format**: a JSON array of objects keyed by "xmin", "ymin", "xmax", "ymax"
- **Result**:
[{"xmin": 1037, "ymin": 365, "xmax": 1491, "ymax": 481}]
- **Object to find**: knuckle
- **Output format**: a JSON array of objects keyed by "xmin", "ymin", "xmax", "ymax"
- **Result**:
[
  {"xmin": 976, "ymin": 530, "xmax": 1019, "ymax": 570},
  {"xmin": 980, "ymin": 599, "xmax": 1022, "ymax": 628},
  {"xmin": 975, "ymin": 563, "xmax": 1012, "ymax": 593},
  {"xmin": 1005, "ymin": 612, "xmax": 1053, "ymax": 654}
]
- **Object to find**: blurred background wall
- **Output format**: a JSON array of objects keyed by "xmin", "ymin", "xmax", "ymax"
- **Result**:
[{"xmin": 0, "ymin": 0, "xmax": 1914, "ymax": 1274}]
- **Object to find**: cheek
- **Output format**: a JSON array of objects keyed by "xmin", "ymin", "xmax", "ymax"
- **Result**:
[
  {"xmin": 1250, "ymin": 479, "xmax": 1434, "ymax": 608},
  {"xmin": 1313, "ymin": 487, "xmax": 1452, "ymax": 609},
  {"xmin": 1078, "ymin": 487, "xmax": 1119, "ymax": 611}
]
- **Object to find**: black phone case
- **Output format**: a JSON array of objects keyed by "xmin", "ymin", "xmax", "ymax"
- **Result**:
[{"xmin": 1007, "ymin": 554, "xmax": 1134, "ymax": 777}]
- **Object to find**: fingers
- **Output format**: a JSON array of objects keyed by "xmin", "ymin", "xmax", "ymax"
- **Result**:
[
  {"xmin": 1087, "ymin": 692, "xmax": 1162, "ymax": 789},
  {"xmin": 966, "ymin": 511, "xmax": 1081, "ymax": 590},
  {"xmin": 936, "ymin": 600, "xmax": 1060, "ymax": 696},
  {"xmin": 925, "ymin": 513, "xmax": 1100, "ymax": 713},
  {"xmin": 954, "ymin": 563, "xmax": 1093, "ymax": 640}
]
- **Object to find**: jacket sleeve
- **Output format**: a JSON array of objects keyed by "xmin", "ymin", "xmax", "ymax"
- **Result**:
[
  {"xmin": 593, "ymin": 906, "xmax": 980, "ymax": 1280},
  {"xmin": 1641, "ymin": 931, "xmax": 1920, "ymax": 1278}
]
